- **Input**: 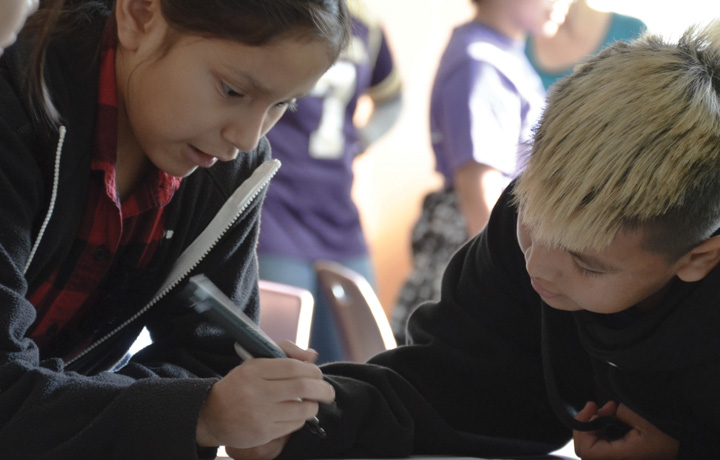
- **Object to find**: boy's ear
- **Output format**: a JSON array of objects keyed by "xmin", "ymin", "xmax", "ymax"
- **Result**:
[
  {"xmin": 115, "ymin": 0, "xmax": 162, "ymax": 51},
  {"xmin": 675, "ymin": 235, "xmax": 720, "ymax": 282}
]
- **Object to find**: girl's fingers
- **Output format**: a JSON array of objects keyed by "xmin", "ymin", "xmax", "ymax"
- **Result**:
[
  {"xmin": 263, "ymin": 377, "xmax": 336, "ymax": 404},
  {"xmin": 241, "ymin": 357, "xmax": 323, "ymax": 380},
  {"xmin": 225, "ymin": 436, "xmax": 290, "ymax": 460},
  {"xmin": 230, "ymin": 362, "xmax": 335, "ymax": 404},
  {"xmin": 278, "ymin": 340, "xmax": 319, "ymax": 363}
]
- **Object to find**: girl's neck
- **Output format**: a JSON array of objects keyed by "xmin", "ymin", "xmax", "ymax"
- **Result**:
[
  {"xmin": 116, "ymin": 99, "xmax": 152, "ymax": 202},
  {"xmin": 473, "ymin": 5, "xmax": 526, "ymax": 42},
  {"xmin": 530, "ymin": 1, "xmax": 612, "ymax": 72},
  {"xmin": 557, "ymin": 1, "xmax": 608, "ymax": 39}
]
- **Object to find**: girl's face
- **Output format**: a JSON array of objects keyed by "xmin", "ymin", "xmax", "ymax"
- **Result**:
[
  {"xmin": 516, "ymin": 220, "xmax": 685, "ymax": 314},
  {"xmin": 0, "ymin": 0, "xmax": 39, "ymax": 53},
  {"xmin": 509, "ymin": 0, "xmax": 573, "ymax": 38},
  {"xmin": 117, "ymin": 27, "xmax": 331, "ymax": 178}
]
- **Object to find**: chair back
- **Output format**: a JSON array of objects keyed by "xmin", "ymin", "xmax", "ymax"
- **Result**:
[
  {"xmin": 258, "ymin": 280, "xmax": 314, "ymax": 350},
  {"xmin": 313, "ymin": 260, "xmax": 396, "ymax": 362}
]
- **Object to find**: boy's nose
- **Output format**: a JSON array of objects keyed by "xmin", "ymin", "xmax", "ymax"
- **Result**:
[{"xmin": 524, "ymin": 243, "xmax": 562, "ymax": 283}]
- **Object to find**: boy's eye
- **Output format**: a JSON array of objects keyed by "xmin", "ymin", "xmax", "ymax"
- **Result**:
[{"xmin": 572, "ymin": 260, "xmax": 603, "ymax": 277}]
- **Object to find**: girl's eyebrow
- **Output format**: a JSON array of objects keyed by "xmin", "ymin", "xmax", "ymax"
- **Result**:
[
  {"xmin": 224, "ymin": 66, "xmax": 272, "ymax": 96},
  {"xmin": 567, "ymin": 250, "xmax": 618, "ymax": 272},
  {"xmin": 224, "ymin": 67, "xmax": 311, "ymax": 100}
]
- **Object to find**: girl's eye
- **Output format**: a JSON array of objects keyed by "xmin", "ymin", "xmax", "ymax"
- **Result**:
[
  {"xmin": 276, "ymin": 100, "xmax": 298, "ymax": 112},
  {"xmin": 222, "ymin": 83, "xmax": 243, "ymax": 98}
]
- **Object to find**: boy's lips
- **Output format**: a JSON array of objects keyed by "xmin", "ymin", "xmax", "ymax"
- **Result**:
[
  {"xmin": 187, "ymin": 145, "xmax": 218, "ymax": 168},
  {"xmin": 530, "ymin": 278, "xmax": 561, "ymax": 299}
]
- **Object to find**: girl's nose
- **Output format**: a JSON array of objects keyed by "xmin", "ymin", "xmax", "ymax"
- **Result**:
[{"xmin": 223, "ymin": 112, "xmax": 266, "ymax": 154}]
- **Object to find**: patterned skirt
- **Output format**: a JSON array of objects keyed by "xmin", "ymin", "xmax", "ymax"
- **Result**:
[{"xmin": 390, "ymin": 189, "xmax": 468, "ymax": 343}]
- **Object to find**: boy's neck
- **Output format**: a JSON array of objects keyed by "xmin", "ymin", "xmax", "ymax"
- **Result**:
[{"xmin": 633, "ymin": 280, "xmax": 675, "ymax": 312}]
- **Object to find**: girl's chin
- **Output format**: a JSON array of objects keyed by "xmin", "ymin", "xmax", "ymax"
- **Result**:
[{"xmin": 186, "ymin": 145, "xmax": 218, "ymax": 169}]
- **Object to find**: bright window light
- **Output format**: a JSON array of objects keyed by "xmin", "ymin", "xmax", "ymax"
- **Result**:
[{"xmin": 589, "ymin": 0, "xmax": 717, "ymax": 39}]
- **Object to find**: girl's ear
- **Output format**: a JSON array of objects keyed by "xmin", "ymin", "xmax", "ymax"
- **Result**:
[
  {"xmin": 675, "ymin": 235, "xmax": 720, "ymax": 282},
  {"xmin": 115, "ymin": 0, "xmax": 162, "ymax": 51}
]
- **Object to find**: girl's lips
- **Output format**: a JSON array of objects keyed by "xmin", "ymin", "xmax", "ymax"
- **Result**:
[
  {"xmin": 530, "ymin": 278, "xmax": 561, "ymax": 299},
  {"xmin": 187, "ymin": 145, "xmax": 218, "ymax": 168}
]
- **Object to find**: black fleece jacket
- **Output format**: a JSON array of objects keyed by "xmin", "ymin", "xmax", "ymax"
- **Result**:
[
  {"xmin": 281, "ymin": 186, "xmax": 720, "ymax": 459},
  {"xmin": 0, "ymin": 4, "xmax": 274, "ymax": 459}
]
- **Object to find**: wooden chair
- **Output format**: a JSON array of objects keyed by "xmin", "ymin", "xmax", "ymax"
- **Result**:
[
  {"xmin": 258, "ymin": 280, "xmax": 314, "ymax": 350},
  {"xmin": 313, "ymin": 260, "xmax": 397, "ymax": 362}
]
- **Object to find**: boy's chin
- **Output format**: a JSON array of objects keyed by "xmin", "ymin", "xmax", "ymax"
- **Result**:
[{"xmin": 543, "ymin": 297, "xmax": 583, "ymax": 312}]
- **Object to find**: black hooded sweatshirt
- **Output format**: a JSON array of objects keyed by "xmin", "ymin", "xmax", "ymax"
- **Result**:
[
  {"xmin": 282, "ymin": 184, "xmax": 720, "ymax": 460},
  {"xmin": 0, "ymin": 3, "xmax": 277, "ymax": 459}
]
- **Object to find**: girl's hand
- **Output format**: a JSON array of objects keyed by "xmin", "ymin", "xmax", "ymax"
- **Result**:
[
  {"xmin": 224, "ymin": 437, "xmax": 290, "ymax": 460},
  {"xmin": 573, "ymin": 401, "xmax": 679, "ymax": 460},
  {"xmin": 196, "ymin": 341, "xmax": 333, "ymax": 449}
]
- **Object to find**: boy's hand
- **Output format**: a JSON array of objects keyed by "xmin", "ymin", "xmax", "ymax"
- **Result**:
[
  {"xmin": 196, "ymin": 341, "xmax": 333, "ymax": 450},
  {"xmin": 573, "ymin": 401, "xmax": 679, "ymax": 460}
]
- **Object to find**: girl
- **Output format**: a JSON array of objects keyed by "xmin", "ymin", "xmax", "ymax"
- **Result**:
[
  {"xmin": 392, "ymin": 0, "xmax": 572, "ymax": 343},
  {"xmin": 526, "ymin": 0, "xmax": 646, "ymax": 90},
  {"xmin": 0, "ymin": 0, "xmax": 349, "ymax": 459}
]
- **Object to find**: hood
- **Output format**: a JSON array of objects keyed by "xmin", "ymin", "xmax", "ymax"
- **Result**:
[{"xmin": 572, "ymin": 265, "xmax": 720, "ymax": 372}]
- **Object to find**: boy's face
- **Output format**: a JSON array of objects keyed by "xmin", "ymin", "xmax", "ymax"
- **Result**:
[
  {"xmin": 116, "ymin": 27, "xmax": 331, "ymax": 178},
  {"xmin": 516, "ymin": 219, "xmax": 685, "ymax": 314}
]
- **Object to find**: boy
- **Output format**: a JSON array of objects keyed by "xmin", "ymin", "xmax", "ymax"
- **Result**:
[{"xmin": 242, "ymin": 21, "xmax": 720, "ymax": 460}]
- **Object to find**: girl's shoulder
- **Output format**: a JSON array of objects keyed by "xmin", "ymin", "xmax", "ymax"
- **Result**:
[{"xmin": 606, "ymin": 13, "xmax": 647, "ymax": 45}]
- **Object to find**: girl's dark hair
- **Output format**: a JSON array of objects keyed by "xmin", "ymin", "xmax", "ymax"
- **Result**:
[
  {"xmin": 22, "ymin": 0, "xmax": 67, "ymax": 130},
  {"xmin": 22, "ymin": 0, "xmax": 351, "ymax": 131}
]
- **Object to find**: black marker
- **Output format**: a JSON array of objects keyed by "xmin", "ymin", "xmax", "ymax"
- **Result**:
[{"xmin": 181, "ymin": 274, "xmax": 327, "ymax": 439}]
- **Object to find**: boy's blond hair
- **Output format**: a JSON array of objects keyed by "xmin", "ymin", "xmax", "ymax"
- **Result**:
[{"xmin": 514, "ymin": 21, "xmax": 720, "ymax": 259}]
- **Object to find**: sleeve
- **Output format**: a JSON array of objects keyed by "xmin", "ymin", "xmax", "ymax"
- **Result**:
[
  {"xmin": 279, "ymin": 187, "xmax": 572, "ymax": 459},
  {"xmin": 605, "ymin": 13, "xmax": 647, "ymax": 47},
  {"xmin": 364, "ymin": 26, "xmax": 401, "ymax": 104},
  {"xmin": 0, "ymin": 182, "xmax": 219, "ymax": 460},
  {"xmin": 434, "ymin": 59, "xmax": 524, "ymax": 178},
  {"xmin": 677, "ymin": 436, "xmax": 720, "ymax": 460},
  {"xmin": 349, "ymin": 0, "xmax": 400, "ymax": 104},
  {"xmin": 674, "ymin": 363, "xmax": 720, "ymax": 458}
]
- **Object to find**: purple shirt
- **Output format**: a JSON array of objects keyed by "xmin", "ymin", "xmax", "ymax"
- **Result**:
[
  {"xmin": 258, "ymin": 11, "xmax": 400, "ymax": 261},
  {"xmin": 430, "ymin": 22, "xmax": 546, "ymax": 188}
]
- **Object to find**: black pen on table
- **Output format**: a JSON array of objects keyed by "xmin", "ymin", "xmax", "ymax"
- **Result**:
[{"xmin": 180, "ymin": 274, "xmax": 327, "ymax": 439}]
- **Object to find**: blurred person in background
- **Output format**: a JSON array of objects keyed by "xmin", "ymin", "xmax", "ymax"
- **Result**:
[
  {"xmin": 526, "ymin": 0, "xmax": 646, "ymax": 90},
  {"xmin": 257, "ymin": 0, "xmax": 402, "ymax": 363},
  {"xmin": 0, "ymin": 0, "xmax": 39, "ymax": 54},
  {"xmin": 392, "ymin": 0, "xmax": 571, "ymax": 343}
]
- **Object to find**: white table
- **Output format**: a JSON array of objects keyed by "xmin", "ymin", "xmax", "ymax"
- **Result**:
[{"xmin": 216, "ymin": 445, "xmax": 579, "ymax": 460}]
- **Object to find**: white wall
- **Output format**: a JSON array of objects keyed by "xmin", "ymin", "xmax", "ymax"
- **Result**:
[{"xmin": 592, "ymin": 0, "xmax": 718, "ymax": 37}]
